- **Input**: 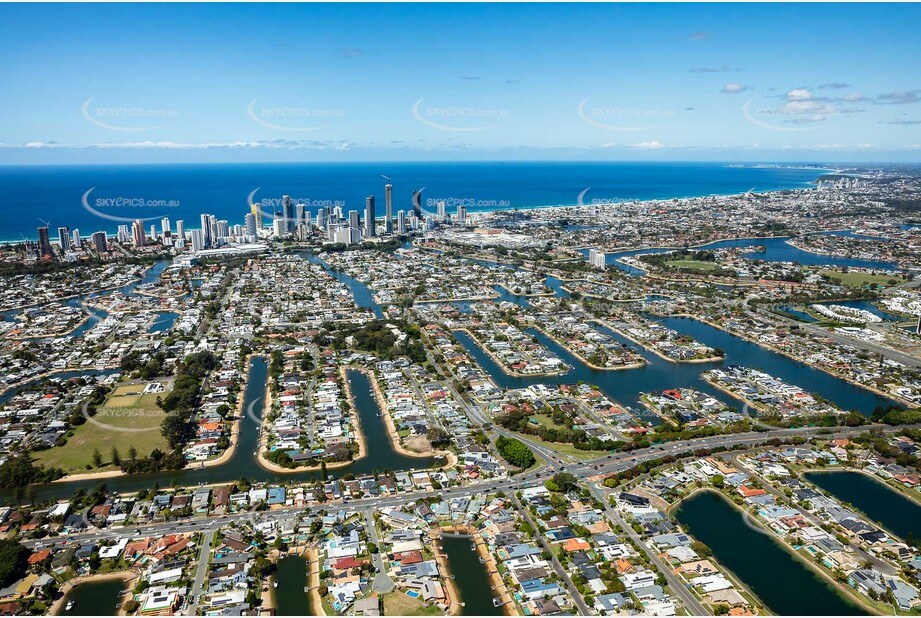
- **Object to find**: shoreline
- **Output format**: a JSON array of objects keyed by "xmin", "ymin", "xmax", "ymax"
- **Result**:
[
  {"xmin": 437, "ymin": 525, "xmax": 515, "ymax": 616},
  {"xmin": 200, "ymin": 354, "xmax": 255, "ymax": 469},
  {"xmin": 49, "ymin": 570, "xmax": 137, "ymax": 616},
  {"xmin": 531, "ymin": 323, "xmax": 646, "ymax": 371},
  {"xmin": 358, "ymin": 365, "xmax": 456, "ymax": 466},
  {"xmin": 430, "ymin": 530, "xmax": 462, "ymax": 616},
  {"xmin": 677, "ymin": 487, "xmax": 882, "ymax": 616},
  {"xmin": 455, "ymin": 327, "xmax": 569, "ymax": 379},
  {"xmin": 592, "ymin": 317, "xmax": 725, "ymax": 365}
]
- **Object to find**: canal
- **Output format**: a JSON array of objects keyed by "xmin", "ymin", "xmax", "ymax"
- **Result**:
[
  {"xmin": 58, "ymin": 579, "xmax": 127, "ymax": 616},
  {"xmin": 273, "ymin": 555, "xmax": 313, "ymax": 616},
  {"xmin": 599, "ymin": 235, "xmax": 901, "ymax": 274},
  {"xmin": 452, "ymin": 311, "xmax": 898, "ymax": 421},
  {"xmin": 7, "ymin": 359, "xmax": 437, "ymax": 504},
  {"xmin": 441, "ymin": 534, "xmax": 504, "ymax": 616},
  {"xmin": 804, "ymin": 470, "xmax": 921, "ymax": 543},
  {"xmin": 675, "ymin": 490, "xmax": 863, "ymax": 616}
]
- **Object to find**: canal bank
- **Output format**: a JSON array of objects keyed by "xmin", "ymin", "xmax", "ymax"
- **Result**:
[
  {"xmin": 438, "ymin": 528, "xmax": 511, "ymax": 616},
  {"xmin": 675, "ymin": 490, "xmax": 866, "ymax": 616},
  {"xmin": 52, "ymin": 571, "xmax": 136, "ymax": 616},
  {"xmin": 273, "ymin": 555, "xmax": 314, "ymax": 616},
  {"xmin": 5, "ymin": 357, "xmax": 436, "ymax": 506},
  {"xmin": 804, "ymin": 469, "xmax": 921, "ymax": 542}
]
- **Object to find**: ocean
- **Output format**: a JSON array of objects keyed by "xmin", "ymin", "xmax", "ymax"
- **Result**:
[{"xmin": 0, "ymin": 161, "xmax": 827, "ymax": 242}]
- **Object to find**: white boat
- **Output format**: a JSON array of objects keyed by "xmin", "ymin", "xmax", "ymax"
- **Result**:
[
  {"xmin": 66, "ymin": 601, "xmax": 74, "ymax": 611},
  {"xmin": 273, "ymin": 580, "xmax": 278, "ymax": 588}
]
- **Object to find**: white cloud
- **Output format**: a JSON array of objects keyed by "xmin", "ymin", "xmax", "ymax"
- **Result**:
[
  {"xmin": 721, "ymin": 83, "xmax": 748, "ymax": 94},
  {"xmin": 630, "ymin": 140, "xmax": 666, "ymax": 150}
]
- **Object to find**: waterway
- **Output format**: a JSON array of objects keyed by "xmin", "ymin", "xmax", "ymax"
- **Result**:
[
  {"xmin": 273, "ymin": 555, "xmax": 313, "ymax": 616},
  {"xmin": 441, "ymin": 534, "xmax": 504, "ymax": 616},
  {"xmin": 57, "ymin": 579, "xmax": 127, "ymax": 616},
  {"xmin": 804, "ymin": 470, "xmax": 921, "ymax": 542},
  {"xmin": 302, "ymin": 252, "xmax": 384, "ymax": 318},
  {"xmin": 597, "ymin": 236, "xmax": 900, "ymax": 275},
  {"xmin": 675, "ymin": 490, "xmax": 863, "ymax": 615},
  {"xmin": 452, "ymin": 312, "xmax": 898, "ymax": 424},
  {"xmin": 779, "ymin": 299, "xmax": 902, "ymax": 323},
  {"xmin": 6, "ymin": 359, "xmax": 436, "ymax": 505}
]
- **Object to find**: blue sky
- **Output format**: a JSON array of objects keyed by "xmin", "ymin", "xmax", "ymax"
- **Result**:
[{"xmin": 1, "ymin": 2, "xmax": 919, "ymax": 163}]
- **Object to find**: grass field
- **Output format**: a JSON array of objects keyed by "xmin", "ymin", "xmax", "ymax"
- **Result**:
[
  {"xmin": 382, "ymin": 592, "xmax": 441, "ymax": 616},
  {"xmin": 665, "ymin": 259, "xmax": 722, "ymax": 272},
  {"xmin": 819, "ymin": 269, "xmax": 905, "ymax": 288},
  {"xmin": 34, "ymin": 382, "xmax": 170, "ymax": 473}
]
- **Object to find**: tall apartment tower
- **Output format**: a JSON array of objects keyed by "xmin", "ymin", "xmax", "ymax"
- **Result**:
[
  {"xmin": 412, "ymin": 188, "xmax": 424, "ymax": 220},
  {"xmin": 384, "ymin": 183, "xmax": 393, "ymax": 234},
  {"xmin": 37, "ymin": 226, "xmax": 53, "ymax": 258},
  {"xmin": 365, "ymin": 196, "xmax": 376, "ymax": 237}
]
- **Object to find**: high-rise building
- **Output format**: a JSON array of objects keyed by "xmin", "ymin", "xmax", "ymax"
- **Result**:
[
  {"xmin": 72, "ymin": 229, "xmax": 82, "ymax": 249},
  {"xmin": 117, "ymin": 224, "xmax": 130, "ymax": 243},
  {"xmin": 588, "ymin": 248, "xmax": 607, "ymax": 269},
  {"xmin": 296, "ymin": 203, "xmax": 305, "ymax": 229},
  {"xmin": 436, "ymin": 200, "xmax": 446, "ymax": 222},
  {"xmin": 250, "ymin": 204, "xmax": 263, "ymax": 233},
  {"xmin": 412, "ymin": 188, "xmax": 424, "ymax": 220},
  {"xmin": 132, "ymin": 220, "xmax": 146, "ymax": 247},
  {"xmin": 283, "ymin": 195, "xmax": 295, "ymax": 233},
  {"xmin": 273, "ymin": 218, "xmax": 286, "ymax": 238},
  {"xmin": 190, "ymin": 228, "xmax": 204, "ymax": 252},
  {"xmin": 304, "ymin": 212, "xmax": 312, "ymax": 229},
  {"xmin": 36, "ymin": 226, "xmax": 53, "ymax": 258},
  {"xmin": 91, "ymin": 231, "xmax": 107, "ymax": 253},
  {"xmin": 316, "ymin": 209, "xmax": 327, "ymax": 231},
  {"xmin": 217, "ymin": 219, "xmax": 229, "ymax": 240},
  {"xmin": 365, "ymin": 196, "xmax": 376, "ymax": 237},
  {"xmin": 397, "ymin": 210, "xmax": 406, "ymax": 235},
  {"xmin": 348, "ymin": 209, "xmax": 360, "ymax": 232},
  {"xmin": 244, "ymin": 213, "xmax": 257, "ymax": 237},
  {"xmin": 57, "ymin": 226, "xmax": 70, "ymax": 252},
  {"xmin": 200, "ymin": 214, "xmax": 212, "ymax": 248},
  {"xmin": 176, "ymin": 220, "xmax": 185, "ymax": 240},
  {"xmin": 457, "ymin": 205, "xmax": 467, "ymax": 226},
  {"xmin": 384, "ymin": 183, "xmax": 393, "ymax": 234},
  {"xmin": 161, "ymin": 217, "xmax": 171, "ymax": 235},
  {"xmin": 149, "ymin": 224, "xmax": 158, "ymax": 242}
]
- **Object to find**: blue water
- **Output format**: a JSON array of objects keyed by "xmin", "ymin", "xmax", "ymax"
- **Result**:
[
  {"xmin": 601, "ymin": 236, "xmax": 900, "ymax": 274},
  {"xmin": 0, "ymin": 162, "xmax": 826, "ymax": 242}
]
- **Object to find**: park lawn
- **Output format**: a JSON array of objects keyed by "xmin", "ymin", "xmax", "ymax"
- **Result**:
[
  {"xmin": 382, "ymin": 592, "xmax": 442, "ymax": 616},
  {"xmin": 665, "ymin": 259, "xmax": 722, "ymax": 272},
  {"xmin": 33, "ymin": 384, "xmax": 170, "ymax": 473},
  {"xmin": 819, "ymin": 269, "xmax": 905, "ymax": 288},
  {"xmin": 511, "ymin": 430, "xmax": 610, "ymax": 461}
]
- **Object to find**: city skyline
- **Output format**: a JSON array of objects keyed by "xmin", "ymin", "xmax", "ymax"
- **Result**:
[{"xmin": 1, "ymin": 3, "xmax": 920, "ymax": 164}]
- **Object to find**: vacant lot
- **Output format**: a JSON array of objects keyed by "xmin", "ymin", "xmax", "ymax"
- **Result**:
[
  {"xmin": 819, "ymin": 269, "xmax": 905, "ymax": 288},
  {"xmin": 34, "ymin": 381, "xmax": 171, "ymax": 473},
  {"xmin": 382, "ymin": 592, "xmax": 441, "ymax": 616},
  {"xmin": 665, "ymin": 259, "xmax": 723, "ymax": 272}
]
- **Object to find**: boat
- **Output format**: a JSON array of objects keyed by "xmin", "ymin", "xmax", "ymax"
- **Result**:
[
  {"xmin": 65, "ymin": 601, "xmax": 74, "ymax": 611},
  {"xmin": 478, "ymin": 556, "xmax": 485, "ymax": 564},
  {"xmin": 273, "ymin": 580, "xmax": 278, "ymax": 588}
]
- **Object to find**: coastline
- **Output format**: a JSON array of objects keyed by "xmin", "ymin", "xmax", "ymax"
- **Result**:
[{"xmin": 0, "ymin": 164, "xmax": 829, "ymax": 245}]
